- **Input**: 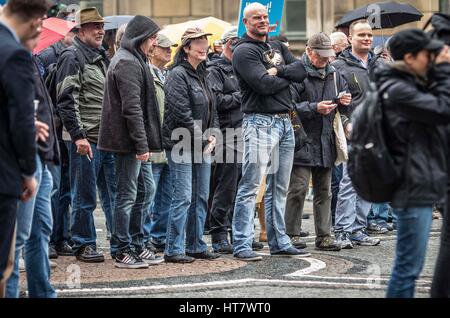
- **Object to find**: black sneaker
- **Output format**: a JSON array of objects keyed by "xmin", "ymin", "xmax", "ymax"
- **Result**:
[
  {"xmin": 315, "ymin": 236, "xmax": 341, "ymax": 251},
  {"xmin": 115, "ymin": 249, "xmax": 148, "ymax": 269},
  {"xmin": 290, "ymin": 236, "xmax": 307, "ymax": 249},
  {"xmin": 145, "ymin": 241, "xmax": 157, "ymax": 253},
  {"xmin": 136, "ymin": 247, "xmax": 164, "ymax": 265},
  {"xmin": 55, "ymin": 242, "xmax": 74, "ymax": 256},
  {"xmin": 299, "ymin": 230, "xmax": 310, "ymax": 238},
  {"xmin": 49, "ymin": 244, "xmax": 58, "ymax": 259},
  {"xmin": 271, "ymin": 247, "xmax": 311, "ymax": 258},
  {"xmin": 212, "ymin": 240, "xmax": 233, "ymax": 254},
  {"xmin": 186, "ymin": 251, "xmax": 220, "ymax": 260},
  {"xmin": 252, "ymin": 240, "xmax": 264, "ymax": 251},
  {"xmin": 164, "ymin": 254, "xmax": 195, "ymax": 264},
  {"xmin": 76, "ymin": 245, "xmax": 104, "ymax": 263},
  {"xmin": 234, "ymin": 250, "xmax": 262, "ymax": 262}
]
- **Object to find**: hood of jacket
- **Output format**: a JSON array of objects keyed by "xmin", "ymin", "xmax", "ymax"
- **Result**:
[
  {"xmin": 338, "ymin": 47, "xmax": 376, "ymax": 69},
  {"xmin": 120, "ymin": 15, "xmax": 160, "ymax": 60},
  {"xmin": 373, "ymin": 61, "xmax": 429, "ymax": 89}
]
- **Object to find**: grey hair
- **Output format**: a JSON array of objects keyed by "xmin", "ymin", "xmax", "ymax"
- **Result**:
[
  {"xmin": 115, "ymin": 23, "xmax": 128, "ymax": 48},
  {"xmin": 330, "ymin": 32, "xmax": 348, "ymax": 46}
]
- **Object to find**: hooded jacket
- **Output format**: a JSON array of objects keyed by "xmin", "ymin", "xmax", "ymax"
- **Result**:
[
  {"xmin": 374, "ymin": 62, "xmax": 450, "ymax": 208},
  {"xmin": 291, "ymin": 54, "xmax": 350, "ymax": 168},
  {"xmin": 207, "ymin": 55, "xmax": 243, "ymax": 130},
  {"xmin": 232, "ymin": 34, "xmax": 307, "ymax": 114},
  {"xmin": 98, "ymin": 15, "xmax": 163, "ymax": 155}
]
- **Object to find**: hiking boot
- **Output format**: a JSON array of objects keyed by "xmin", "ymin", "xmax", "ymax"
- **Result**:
[
  {"xmin": 252, "ymin": 240, "xmax": 264, "ymax": 251},
  {"xmin": 55, "ymin": 242, "xmax": 74, "ymax": 256},
  {"xmin": 367, "ymin": 223, "xmax": 389, "ymax": 235},
  {"xmin": 234, "ymin": 250, "xmax": 262, "ymax": 262},
  {"xmin": 300, "ymin": 230, "xmax": 310, "ymax": 237},
  {"xmin": 212, "ymin": 240, "xmax": 233, "ymax": 254},
  {"xmin": 164, "ymin": 254, "xmax": 195, "ymax": 264},
  {"xmin": 49, "ymin": 244, "xmax": 58, "ymax": 259},
  {"xmin": 76, "ymin": 245, "xmax": 105, "ymax": 263},
  {"xmin": 136, "ymin": 247, "xmax": 164, "ymax": 265},
  {"xmin": 316, "ymin": 236, "xmax": 341, "ymax": 251},
  {"xmin": 335, "ymin": 231, "xmax": 353, "ymax": 249},
  {"xmin": 115, "ymin": 249, "xmax": 148, "ymax": 269},
  {"xmin": 351, "ymin": 230, "xmax": 381, "ymax": 246},
  {"xmin": 187, "ymin": 250, "xmax": 221, "ymax": 260},
  {"xmin": 290, "ymin": 236, "xmax": 307, "ymax": 249},
  {"xmin": 271, "ymin": 247, "xmax": 311, "ymax": 258}
]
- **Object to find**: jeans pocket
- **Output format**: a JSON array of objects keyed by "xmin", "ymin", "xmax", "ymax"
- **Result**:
[{"xmin": 252, "ymin": 114, "xmax": 275, "ymax": 128}]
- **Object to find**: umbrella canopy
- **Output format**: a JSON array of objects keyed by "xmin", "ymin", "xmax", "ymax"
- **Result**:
[
  {"xmin": 33, "ymin": 17, "xmax": 77, "ymax": 54},
  {"xmin": 104, "ymin": 15, "xmax": 134, "ymax": 31},
  {"xmin": 159, "ymin": 17, "xmax": 231, "ymax": 60},
  {"xmin": 336, "ymin": 1, "xmax": 423, "ymax": 29}
]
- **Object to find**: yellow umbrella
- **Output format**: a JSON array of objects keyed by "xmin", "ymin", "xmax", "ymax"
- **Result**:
[{"xmin": 159, "ymin": 16, "xmax": 232, "ymax": 61}]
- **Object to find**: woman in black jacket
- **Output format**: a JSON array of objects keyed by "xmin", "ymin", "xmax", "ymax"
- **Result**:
[{"xmin": 162, "ymin": 28, "xmax": 220, "ymax": 263}]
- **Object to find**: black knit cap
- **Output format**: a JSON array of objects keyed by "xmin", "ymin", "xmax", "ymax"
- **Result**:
[
  {"xmin": 121, "ymin": 15, "xmax": 160, "ymax": 51},
  {"xmin": 389, "ymin": 29, "xmax": 444, "ymax": 61}
]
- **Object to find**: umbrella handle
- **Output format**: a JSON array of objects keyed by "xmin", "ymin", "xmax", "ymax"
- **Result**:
[{"xmin": 423, "ymin": 16, "xmax": 432, "ymax": 31}]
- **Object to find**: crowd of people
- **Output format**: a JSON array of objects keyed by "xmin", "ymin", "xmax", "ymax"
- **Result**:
[{"xmin": 1, "ymin": 0, "xmax": 450, "ymax": 299}]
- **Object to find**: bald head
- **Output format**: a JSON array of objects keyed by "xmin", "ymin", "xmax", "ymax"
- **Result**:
[{"xmin": 243, "ymin": 2, "xmax": 267, "ymax": 19}]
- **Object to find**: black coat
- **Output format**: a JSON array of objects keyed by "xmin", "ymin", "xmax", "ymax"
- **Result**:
[
  {"xmin": 163, "ymin": 61, "xmax": 219, "ymax": 151},
  {"xmin": 292, "ymin": 56, "xmax": 350, "ymax": 168},
  {"xmin": 332, "ymin": 48, "xmax": 385, "ymax": 126},
  {"xmin": 207, "ymin": 56, "xmax": 243, "ymax": 130},
  {"xmin": 232, "ymin": 34, "xmax": 307, "ymax": 114},
  {"xmin": 0, "ymin": 23, "xmax": 37, "ymax": 197},
  {"xmin": 374, "ymin": 62, "xmax": 450, "ymax": 208}
]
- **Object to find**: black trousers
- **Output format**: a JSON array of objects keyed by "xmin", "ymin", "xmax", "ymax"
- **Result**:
[
  {"xmin": 431, "ymin": 189, "xmax": 450, "ymax": 298},
  {"xmin": 0, "ymin": 194, "xmax": 18, "ymax": 282}
]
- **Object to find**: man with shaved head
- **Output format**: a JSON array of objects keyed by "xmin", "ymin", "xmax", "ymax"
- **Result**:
[{"xmin": 231, "ymin": 2, "xmax": 309, "ymax": 261}]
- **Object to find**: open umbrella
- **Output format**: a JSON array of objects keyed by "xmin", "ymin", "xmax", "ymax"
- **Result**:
[
  {"xmin": 336, "ymin": 1, "xmax": 423, "ymax": 29},
  {"xmin": 33, "ymin": 18, "xmax": 77, "ymax": 54},
  {"xmin": 159, "ymin": 17, "xmax": 231, "ymax": 60},
  {"xmin": 104, "ymin": 15, "xmax": 134, "ymax": 31}
]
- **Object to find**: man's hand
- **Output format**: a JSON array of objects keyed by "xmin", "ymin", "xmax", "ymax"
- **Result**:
[
  {"xmin": 267, "ymin": 67, "xmax": 278, "ymax": 76},
  {"xmin": 136, "ymin": 152, "xmax": 151, "ymax": 162},
  {"xmin": 35, "ymin": 120, "xmax": 49, "ymax": 142},
  {"xmin": 21, "ymin": 177, "xmax": 37, "ymax": 202},
  {"xmin": 345, "ymin": 123, "xmax": 353, "ymax": 140},
  {"xmin": 204, "ymin": 136, "xmax": 217, "ymax": 155},
  {"xmin": 435, "ymin": 45, "xmax": 450, "ymax": 65},
  {"xmin": 75, "ymin": 138, "xmax": 93, "ymax": 160},
  {"xmin": 339, "ymin": 93, "xmax": 352, "ymax": 106},
  {"xmin": 317, "ymin": 101, "xmax": 337, "ymax": 115}
]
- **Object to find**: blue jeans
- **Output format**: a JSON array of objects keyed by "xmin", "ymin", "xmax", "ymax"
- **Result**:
[
  {"xmin": 165, "ymin": 152, "xmax": 211, "ymax": 256},
  {"xmin": 6, "ymin": 156, "xmax": 56, "ymax": 298},
  {"xmin": 144, "ymin": 163, "xmax": 172, "ymax": 246},
  {"xmin": 111, "ymin": 155, "xmax": 155, "ymax": 253},
  {"xmin": 387, "ymin": 207, "xmax": 433, "ymax": 298},
  {"xmin": 232, "ymin": 113, "xmax": 294, "ymax": 254},
  {"xmin": 368, "ymin": 203, "xmax": 390, "ymax": 225},
  {"xmin": 67, "ymin": 142, "xmax": 116, "ymax": 253},
  {"xmin": 334, "ymin": 161, "xmax": 372, "ymax": 233}
]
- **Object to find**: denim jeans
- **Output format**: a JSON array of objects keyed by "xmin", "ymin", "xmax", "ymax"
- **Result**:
[
  {"xmin": 143, "ymin": 163, "xmax": 172, "ymax": 246},
  {"xmin": 334, "ymin": 161, "xmax": 372, "ymax": 233},
  {"xmin": 387, "ymin": 206, "xmax": 433, "ymax": 298},
  {"xmin": 6, "ymin": 156, "xmax": 56, "ymax": 298},
  {"xmin": 111, "ymin": 155, "xmax": 155, "ymax": 253},
  {"xmin": 232, "ymin": 113, "xmax": 294, "ymax": 254},
  {"xmin": 331, "ymin": 164, "xmax": 343, "ymax": 225},
  {"xmin": 67, "ymin": 142, "xmax": 116, "ymax": 253},
  {"xmin": 48, "ymin": 142, "xmax": 71, "ymax": 246},
  {"xmin": 368, "ymin": 203, "xmax": 390, "ymax": 226},
  {"xmin": 165, "ymin": 152, "xmax": 211, "ymax": 256}
]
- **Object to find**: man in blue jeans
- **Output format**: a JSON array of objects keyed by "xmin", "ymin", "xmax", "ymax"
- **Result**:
[
  {"xmin": 99, "ymin": 16, "xmax": 164, "ymax": 268},
  {"xmin": 231, "ymin": 3, "xmax": 309, "ymax": 261},
  {"xmin": 56, "ymin": 8, "xmax": 116, "ymax": 263},
  {"xmin": 373, "ymin": 29, "xmax": 450, "ymax": 298}
]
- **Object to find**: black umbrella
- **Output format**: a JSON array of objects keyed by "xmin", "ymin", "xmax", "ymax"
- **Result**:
[{"xmin": 336, "ymin": 1, "xmax": 423, "ymax": 29}]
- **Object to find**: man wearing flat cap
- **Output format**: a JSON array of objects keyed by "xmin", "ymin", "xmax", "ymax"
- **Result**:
[
  {"xmin": 372, "ymin": 29, "xmax": 450, "ymax": 298},
  {"xmin": 55, "ymin": 7, "xmax": 116, "ymax": 263}
]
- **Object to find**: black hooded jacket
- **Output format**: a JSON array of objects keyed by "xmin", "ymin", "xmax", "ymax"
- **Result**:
[
  {"xmin": 98, "ymin": 15, "xmax": 163, "ymax": 155},
  {"xmin": 232, "ymin": 34, "xmax": 307, "ymax": 114},
  {"xmin": 374, "ymin": 62, "xmax": 450, "ymax": 208}
]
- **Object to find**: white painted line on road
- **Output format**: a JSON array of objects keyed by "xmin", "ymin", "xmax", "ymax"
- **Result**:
[
  {"xmin": 296, "ymin": 274, "xmax": 432, "ymax": 284},
  {"xmin": 55, "ymin": 277, "xmax": 430, "ymax": 295},
  {"xmin": 285, "ymin": 258, "xmax": 327, "ymax": 277}
]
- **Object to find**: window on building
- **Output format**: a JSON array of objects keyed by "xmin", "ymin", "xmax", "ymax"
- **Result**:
[
  {"xmin": 281, "ymin": 0, "xmax": 307, "ymax": 40},
  {"xmin": 441, "ymin": 0, "xmax": 450, "ymax": 13},
  {"xmin": 80, "ymin": 0, "xmax": 104, "ymax": 15}
]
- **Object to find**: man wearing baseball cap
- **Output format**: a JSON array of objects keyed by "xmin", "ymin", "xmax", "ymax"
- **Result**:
[{"xmin": 373, "ymin": 29, "xmax": 450, "ymax": 298}]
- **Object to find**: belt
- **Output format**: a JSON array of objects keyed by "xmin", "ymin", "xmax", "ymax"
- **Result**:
[{"xmin": 273, "ymin": 113, "xmax": 290, "ymax": 119}]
